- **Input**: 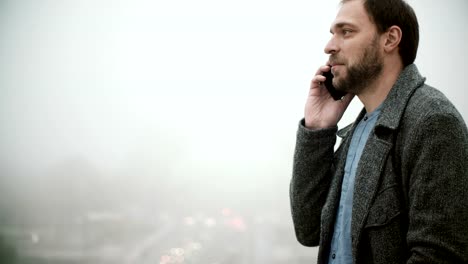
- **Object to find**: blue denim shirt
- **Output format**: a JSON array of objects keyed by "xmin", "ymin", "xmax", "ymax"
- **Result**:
[{"xmin": 328, "ymin": 105, "xmax": 382, "ymax": 264}]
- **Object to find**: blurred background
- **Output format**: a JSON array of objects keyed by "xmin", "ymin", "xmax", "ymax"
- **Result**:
[{"xmin": 0, "ymin": 0, "xmax": 466, "ymax": 263}]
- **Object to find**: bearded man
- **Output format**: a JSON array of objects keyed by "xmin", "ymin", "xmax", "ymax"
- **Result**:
[{"xmin": 289, "ymin": 0, "xmax": 468, "ymax": 263}]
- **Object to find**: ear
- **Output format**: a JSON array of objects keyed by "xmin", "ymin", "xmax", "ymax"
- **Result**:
[{"xmin": 383, "ymin": 25, "xmax": 402, "ymax": 53}]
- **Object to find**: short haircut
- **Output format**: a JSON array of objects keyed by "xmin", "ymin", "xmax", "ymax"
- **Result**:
[{"xmin": 341, "ymin": 0, "xmax": 419, "ymax": 66}]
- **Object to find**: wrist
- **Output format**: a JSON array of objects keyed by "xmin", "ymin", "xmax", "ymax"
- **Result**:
[{"xmin": 304, "ymin": 119, "xmax": 336, "ymax": 130}]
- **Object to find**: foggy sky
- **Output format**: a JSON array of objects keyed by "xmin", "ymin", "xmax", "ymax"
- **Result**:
[{"xmin": 0, "ymin": 0, "xmax": 467, "ymax": 217}]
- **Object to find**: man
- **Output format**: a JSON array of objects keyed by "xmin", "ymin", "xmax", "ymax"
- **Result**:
[{"xmin": 289, "ymin": 0, "xmax": 468, "ymax": 263}]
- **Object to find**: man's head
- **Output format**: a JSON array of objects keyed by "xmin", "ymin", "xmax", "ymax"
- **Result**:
[
  {"xmin": 343, "ymin": 0, "xmax": 419, "ymax": 67},
  {"xmin": 325, "ymin": 0, "xmax": 419, "ymax": 94}
]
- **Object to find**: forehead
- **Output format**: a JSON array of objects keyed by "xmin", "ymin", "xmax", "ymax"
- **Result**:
[{"xmin": 331, "ymin": 0, "xmax": 375, "ymax": 31}]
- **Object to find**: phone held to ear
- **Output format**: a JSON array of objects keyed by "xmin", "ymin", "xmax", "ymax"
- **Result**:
[{"xmin": 323, "ymin": 69, "xmax": 347, "ymax": 101}]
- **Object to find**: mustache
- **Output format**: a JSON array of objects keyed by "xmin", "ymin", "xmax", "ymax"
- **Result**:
[{"xmin": 328, "ymin": 55, "xmax": 345, "ymax": 66}]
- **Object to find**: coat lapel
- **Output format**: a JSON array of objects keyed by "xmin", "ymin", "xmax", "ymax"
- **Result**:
[
  {"xmin": 351, "ymin": 133, "xmax": 393, "ymax": 257},
  {"xmin": 348, "ymin": 64, "xmax": 426, "ymax": 259}
]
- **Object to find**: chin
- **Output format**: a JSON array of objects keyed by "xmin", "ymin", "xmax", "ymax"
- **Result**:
[
  {"xmin": 332, "ymin": 75, "xmax": 343, "ymax": 86},
  {"xmin": 333, "ymin": 68, "xmax": 345, "ymax": 79}
]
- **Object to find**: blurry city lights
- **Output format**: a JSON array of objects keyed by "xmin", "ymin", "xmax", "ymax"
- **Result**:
[
  {"xmin": 188, "ymin": 242, "xmax": 202, "ymax": 251},
  {"xmin": 160, "ymin": 255, "xmax": 171, "ymax": 264},
  {"xmin": 183, "ymin": 216, "xmax": 195, "ymax": 226},
  {"xmin": 221, "ymin": 207, "xmax": 232, "ymax": 217},
  {"xmin": 170, "ymin": 247, "xmax": 185, "ymax": 256},
  {"xmin": 203, "ymin": 217, "xmax": 216, "ymax": 227},
  {"xmin": 227, "ymin": 216, "xmax": 247, "ymax": 232}
]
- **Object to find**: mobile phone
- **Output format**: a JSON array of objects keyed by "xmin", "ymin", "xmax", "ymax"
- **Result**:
[{"xmin": 323, "ymin": 69, "xmax": 347, "ymax": 101}]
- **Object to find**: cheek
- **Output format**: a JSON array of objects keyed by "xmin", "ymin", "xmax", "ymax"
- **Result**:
[
  {"xmin": 347, "ymin": 51, "xmax": 364, "ymax": 68},
  {"xmin": 343, "ymin": 41, "xmax": 364, "ymax": 65},
  {"xmin": 346, "ymin": 48, "xmax": 360, "ymax": 63}
]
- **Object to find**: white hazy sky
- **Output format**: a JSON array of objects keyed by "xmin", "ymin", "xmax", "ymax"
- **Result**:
[{"xmin": 0, "ymin": 0, "xmax": 467, "ymax": 198}]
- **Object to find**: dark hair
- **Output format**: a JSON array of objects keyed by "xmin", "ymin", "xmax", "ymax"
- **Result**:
[{"xmin": 341, "ymin": 0, "xmax": 419, "ymax": 66}]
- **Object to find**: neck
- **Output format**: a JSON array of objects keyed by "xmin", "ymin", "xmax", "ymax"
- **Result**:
[{"xmin": 357, "ymin": 58, "xmax": 404, "ymax": 113}]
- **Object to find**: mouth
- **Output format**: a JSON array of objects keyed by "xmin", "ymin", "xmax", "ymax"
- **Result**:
[{"xmin": 330, "ymin": 64, "xmax": 344, "ymax": 75}]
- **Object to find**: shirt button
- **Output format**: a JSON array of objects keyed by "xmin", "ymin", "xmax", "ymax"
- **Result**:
[
  {"xmin": 364, "ymin": 116, "xmax": 368, "ymax": 121},
  {"xmin": 332, "ymin": 253, "xmax": 336, "ymax": 259}
]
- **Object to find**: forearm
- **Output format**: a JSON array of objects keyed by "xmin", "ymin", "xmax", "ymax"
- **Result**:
[{"xmin": 290, "ymin": 119, "xmax": 337, "ymax": 246}]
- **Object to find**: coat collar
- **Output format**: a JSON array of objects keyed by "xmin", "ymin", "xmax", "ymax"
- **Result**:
[
  {"xmin": 375, "ymin": 64, "xmax": 426, "ymax": 131},
  {"xmin": 337, "ymin": 64, "xmax": 426, "ymax": 138}
]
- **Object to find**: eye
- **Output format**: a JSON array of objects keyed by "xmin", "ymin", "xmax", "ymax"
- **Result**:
[{"xmin": 343, "ymin": 29, "xmax": 353, "ymax": 35}]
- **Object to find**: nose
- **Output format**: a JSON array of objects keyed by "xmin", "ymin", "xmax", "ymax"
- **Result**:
[{"xmin": 324, "ymin": 35, "xmax": 339, "ymax": 55}]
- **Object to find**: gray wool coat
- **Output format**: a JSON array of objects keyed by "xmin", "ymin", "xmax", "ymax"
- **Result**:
[{"xmin": 290, "ymin": 64, "xmax": 468, "ymax": 264}]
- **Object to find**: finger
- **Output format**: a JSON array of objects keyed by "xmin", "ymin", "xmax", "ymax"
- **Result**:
[
  {"xmin": 315, "ymin": 65, "xmax": 331, "ymax": 75},
  {"xmin": 312, "ymin": 75, "xmax": 327, "ymax": 87},
  {"xmin": 312, "ymin": 65, "xmax": 331, "ymax": 87}
]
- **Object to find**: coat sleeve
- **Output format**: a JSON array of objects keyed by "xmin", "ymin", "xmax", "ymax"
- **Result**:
[
  {"xmin": 289, "ymin": 119, "xmax": 337, "ymax": 246},
  {"xmin": 403, "ymin": 111, "xmax": 468, "ymax": 263}
]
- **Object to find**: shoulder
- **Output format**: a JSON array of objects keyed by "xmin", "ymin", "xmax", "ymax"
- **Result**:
[
  {"xmin": 402, "ymin": 84, "xmax": 466, "ymax": 129},
  {"xmin": 397, "ymin": 84, "xmax": 468, "ymax": 153}
]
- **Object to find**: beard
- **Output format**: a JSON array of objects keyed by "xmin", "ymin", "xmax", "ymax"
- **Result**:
[{"xmin": 331, "ymin": 35, "xmax": 383, "ymax": 95}]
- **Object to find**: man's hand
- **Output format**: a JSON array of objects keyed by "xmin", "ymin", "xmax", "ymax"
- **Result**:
[{"xmin": 304, "ymin": 65, "xmax": 354, "ymax": 129}]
